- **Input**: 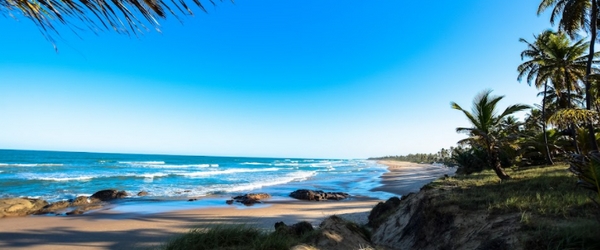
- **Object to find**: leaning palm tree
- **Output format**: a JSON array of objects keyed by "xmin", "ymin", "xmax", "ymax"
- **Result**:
[
  {"xmin": 451, "ymin": 90, "xmax": 530, "ymax": 180},
  {"xmin": 1, "ymin": 0, "xmax": 220, "ymax": 44},
  {"xmin": 538, "ymin": 0, "xmax": 600, "ymax": 151}
]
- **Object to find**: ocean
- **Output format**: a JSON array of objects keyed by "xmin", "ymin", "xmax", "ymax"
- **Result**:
[{"xmin": 0, "ymin": 150, "xmax": 392, "ymax": 205}]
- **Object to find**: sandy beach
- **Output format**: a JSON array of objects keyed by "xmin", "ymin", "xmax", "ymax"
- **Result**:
[
  {"xmin": 370, "ymin": 161, "xmax": 456, "ymax": 196},
  {"xmin": 0, "ymin": 161, "xmax": 454, "ymax": 250}
]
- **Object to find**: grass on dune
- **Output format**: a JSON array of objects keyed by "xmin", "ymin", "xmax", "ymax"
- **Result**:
[
  {"xmin": 428, "ymin": 164, "xmax": 597, "ymax": 217},
  {"xmin": 161, "ymin": 224, "xmax": 320, "ymax": 250},
  {"xmin": 426, "ymin": 164, "xmax": 600, "ymax": 250}
]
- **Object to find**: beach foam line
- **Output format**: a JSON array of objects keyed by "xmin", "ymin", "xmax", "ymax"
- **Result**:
[
  {"xmin": 240, "ymin": 162, "xmax": 272, "ymax": 166},
  {"xmin": 179, "ymin": 167, "xmax": 282, "ymax": 177},
  {"xmin": 119, "ymin": 161, "xmax": 165, "ymax": 165},
  {"xmin": 0, "ymin": 163, "xmax": 64, "ymax": 167},
  {"xmin": 37, "ymin": 176, "xmax": 94, "ymax": 182},
  {"xmin": 119, "ymin": 162, "xmax": 218, "ymax": 169},
  {"xmin": 215, "ymin": 171, "xmax": 317, "ymax": 193}
]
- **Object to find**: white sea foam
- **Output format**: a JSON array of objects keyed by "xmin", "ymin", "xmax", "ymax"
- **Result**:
[
  {"xmin": 219, "ymin": 171, "xmax": 316, "ymax": 192},
  {"xmin": 140, "ymin": 173, "xmax": 170, "ymax": 179},
  {"xmin": 119, "ymin": 161, "xmax": 165, "ymax": 165},
  {"xmin": 180, "ymin": 167, "xmax": 281, "ymax": 177},
  {"xmin": 273, "ymin": 162, "xmax": 299, "ymax": 166},
  {"xmin": 240, "ymin": 162, "xmax": 271, "ymax": 166},
  {"xmin": 38, "ymin": 176, "xmax": 94, "ymax": 182},
  {"xmin": 122, "ymin": 163, "xmax": 218, "ymax": 169},
  {"xmin": 0, "ymin": 163, "xmax": 63, "ymax": 167}
]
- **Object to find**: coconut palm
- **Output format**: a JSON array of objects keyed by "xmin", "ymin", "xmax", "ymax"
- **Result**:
[
  {"xmin": 518, "ymin": 31, "xmax": 555, "ymax": 164},
  {"xmin": 538, "ymin": 0, "xmax": 600, "ymax": 151},
  {"xmin": 519, "ymin": 31, "xmax": 594, "ymax": 156},
  {"xmin": 451, "ymin": 90, "xmax": 530, "ymax": 180},
  {"xmin": 1, "ymin": 0, "xmax": 219, "ymax": 39}
]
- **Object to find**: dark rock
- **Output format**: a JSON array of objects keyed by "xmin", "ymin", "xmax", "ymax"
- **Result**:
[
  {"xmin": 188, "ymin": 198, "xmax": 197, "ymax": 202},
  {"xmin": 225, "ymin": 200, "xmax": 234, "ymax": 205},
  {"xmin": 230, "ymin": 193, "xmax": 271, "ymax": 206},
  {"xmin": 368, "ymin": 196, "xmax": 402, "ymax": 228},
  {"xmin": 289, "ymin": 189, "xmax": 349, "ymax": 201},
  {"xmin": 240, "ymin": 198, "xmax": 260, "ymax": 206},
  {"xmin": 137, "ymin": 191, "xmax": 149, "ymax": 196},
  {"xmin": 66, "ymin": 209, "xmax": 84, "ymax": 215},
  {"xmin": 0, "ymin": 198, "xmax": 49, "ymax": 218},
  {"xmin": 70, "ymin": 196, "xmax": 91, "ymax": 206},
  {"xmin": 35, "ymin": 200, "xmax": 71, "ymax": 214},
  {"xmin": 90, "ymin": 189, "xmax": 128, "ymax": 201},
  {"xmin": 246, "ymin": 193, "xmax": 271, "ymax": 200},
  {"xmin": 275, "ymin": 221, "xmax": 314, "ymax": 236}
]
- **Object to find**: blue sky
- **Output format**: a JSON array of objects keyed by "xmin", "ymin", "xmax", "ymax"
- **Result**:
[{"xmin": 0, "ymin": 1, "xmax": 557, "ymax": 158}]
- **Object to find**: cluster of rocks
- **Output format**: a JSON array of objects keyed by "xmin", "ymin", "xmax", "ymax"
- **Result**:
[
  {"xmin": 226, "ymin": 193, "xmax": 271, "ymax": 206},
  {"xmin": 0, "ymin": 189, "xmax": 146, "ymax": 218},
  {"xmin": 289, "ymin": 189, "xmax": 349, "ymax": 201}
]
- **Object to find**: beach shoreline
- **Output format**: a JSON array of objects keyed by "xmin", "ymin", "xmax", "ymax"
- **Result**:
[
  {"xmin": 371, "ymin": 160, "xmax": 456, "ymax": 195},
  {"xmin": 0, "ymin": 160, "xmax": 453, "ymax": 250}
]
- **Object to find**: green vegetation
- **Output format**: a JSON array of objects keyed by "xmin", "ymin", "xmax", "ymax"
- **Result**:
[
  {"xmin": 451, "ymin": 90, "xmax": 530, "ymax": 180},
  {"xmin": 427, "ymin": 165, "xmax": 600, "ymax": 249},
  {"xmin": 161, "ymin": 224, "xmax": 320, "ymax": 250},
  {"xmin": 368, "ymin": 153, "xmax": 446, "ymax": 164}
]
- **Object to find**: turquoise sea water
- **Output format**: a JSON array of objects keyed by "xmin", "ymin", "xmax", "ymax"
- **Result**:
[{"xmin": 0, "ymin": 150, "xmax": 392, "ymax": 203}]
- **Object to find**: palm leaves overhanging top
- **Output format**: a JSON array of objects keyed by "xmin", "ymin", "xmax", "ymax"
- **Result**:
[{"xmin": 0, "ymin": 0, "xmax": 222, "ymax": 36}]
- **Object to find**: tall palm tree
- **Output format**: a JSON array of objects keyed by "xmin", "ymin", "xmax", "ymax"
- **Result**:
[
  {"xmin": 520, "ymin": 31, "xmax": 593, "ymax": 155},
  {"xmin": 538, "ymin": 0, "xmax": 600, "ymax": 151},
  {"xmin": 451, "ymin": 90, "xmax": 530, "ymax": 180},
  {"xmin": 538, "ymin": 32, "xmax": 592, "ymax": 154},
  {"xmin": 518, "ymin": 30, "xmax": 557, "ymax": 165},
  {"xmin": 1, "ymin": 0, "xmax": 219, "ymax": 38}
]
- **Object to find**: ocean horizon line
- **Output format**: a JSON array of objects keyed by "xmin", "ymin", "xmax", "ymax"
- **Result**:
[{"xmin": 0, "ymin": 148, "xmax": 367, "ymax": 161}]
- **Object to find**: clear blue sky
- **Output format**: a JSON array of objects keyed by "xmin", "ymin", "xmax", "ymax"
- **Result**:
[{"xmin": 0, "ymin": 1, "xmax": 556, "ymax": 158}]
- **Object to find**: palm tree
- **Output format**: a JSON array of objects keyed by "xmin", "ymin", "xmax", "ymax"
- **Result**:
[
  {"xmin": 538, "ymin": 0, "xmax": 600, "ymax": 151},
  {"xmin": 519, "ymin": 31, "xmax": 592, "ymax": 156},
  {"xmin": 451, "ymin": 90, "xmax": 530, "ymax": 180},
  {"xmin": 519, "ymin": 31, "xmax": 573, "ymax": 163},
  {"xmin": 518, "ymin": 31, "xmax": 554, "ymax": 164},
  {"xmin": 1, "ymin": 0, "xmax": 219, "ymax": 39}
]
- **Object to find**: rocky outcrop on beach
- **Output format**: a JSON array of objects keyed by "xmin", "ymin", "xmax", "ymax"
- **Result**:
[
  {"xmin": 35, "ymin": 196, "xmax": 104, "ymax": 215},
  {"xmin": 90, "ymin": 189, "xmax": 129, "ymax": 201},
  {"xmin": 289, "ymin": 189, "xmax": 349, "ymax": 201},
  {"xmin": 0, "ymin": 198, "xmax": 48, "ymax": 218},
  {"xmin": 370, "ymin": 190, "xmax": 521, "ymax": 250},
  {"xmin": 1, "ymin": 189, "xmax": 131, "ymax": 218},
  {"xmin": 34, "ymin": 200, "xmax": 71, "ymax": 214},
  {"xmin": 70, "ymin": 196, "xmax": 91, "ymax": 206},
  {"xmin": 227, "ymin": 193, "xmax": 271, "ymax": 206}
]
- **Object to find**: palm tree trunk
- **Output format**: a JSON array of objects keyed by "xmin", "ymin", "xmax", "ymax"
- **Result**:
[
  {"xmin": 565, "ymin": 78, "xmax": 582, "ymax": 154},
  {"xmin": 487, "ymin": 142, "xmax": 510, "ymax": 180},
  {"xmin": 542, "ymin": 82, "xmax": 554, "ymax": 165},
  {"xmin": 585, "ymin": 0, "xmax": 599, "ymax": 152},
  {"xmin": 490, "ymin": 153, "xmax": 510, "ymax": 180}
]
